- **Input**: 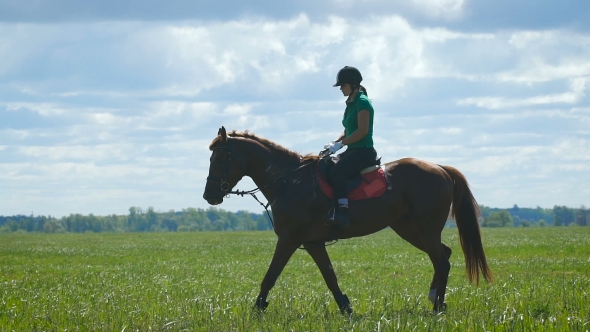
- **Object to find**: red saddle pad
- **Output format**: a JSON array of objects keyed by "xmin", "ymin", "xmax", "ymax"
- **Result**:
[{"xmin": 317, "ymin": 166, "xmax": 387, "ymax": 201}]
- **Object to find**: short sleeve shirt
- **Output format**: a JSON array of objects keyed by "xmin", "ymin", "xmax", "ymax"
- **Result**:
[{"xmin": 342, "ymin": 91, "xmax": 374, "ymax": 148}]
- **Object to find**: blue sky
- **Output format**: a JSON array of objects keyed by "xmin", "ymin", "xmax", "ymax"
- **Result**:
[{"xmin": 1, "ymin": 0, "xmax": 589, "ymax": 218}]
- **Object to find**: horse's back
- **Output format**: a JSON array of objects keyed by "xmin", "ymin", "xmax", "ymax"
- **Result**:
[
  {"xmin": 384, "ymin": 157, "xmax": 451, "ymax": 180},
  {"xmin": 383, "ymin": 158, "xmax": 454, "ymax": 215}
]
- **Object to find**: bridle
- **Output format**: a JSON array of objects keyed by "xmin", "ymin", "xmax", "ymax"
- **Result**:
[
  {"xmin": 206, "ymin": 139, "xmax": 241, "ymax": 196},
  {"xmin": 206, "ymin": 138, "xmax": 315, "ymax": 228}
]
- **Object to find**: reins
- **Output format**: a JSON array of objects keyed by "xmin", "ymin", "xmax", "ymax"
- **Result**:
[{"xmin": 225, "ymin": 160, "xmax": 341, "ymax": 249}]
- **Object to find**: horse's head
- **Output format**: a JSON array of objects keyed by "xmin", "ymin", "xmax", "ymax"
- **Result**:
[{"xmin": 203, "ymin": 126, "xmax": 246, "ymax": 205}]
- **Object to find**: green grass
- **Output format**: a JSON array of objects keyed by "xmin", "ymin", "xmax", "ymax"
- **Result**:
[{"xmin": 1, "ymin": 228, "xmax": 589, "ymax": 331}]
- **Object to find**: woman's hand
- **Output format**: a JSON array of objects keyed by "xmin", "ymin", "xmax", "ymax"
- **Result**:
[{"xmin": 324, "ymin": 141, "xmax": 344, "ymax": 154}]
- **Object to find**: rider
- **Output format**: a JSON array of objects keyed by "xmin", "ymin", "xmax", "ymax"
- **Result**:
[{"xmin": 324, "ymin": 66, "xmax": 378, "ymax": 228}]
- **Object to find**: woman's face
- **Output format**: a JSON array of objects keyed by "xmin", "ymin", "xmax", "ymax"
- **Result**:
[{"xmin": 340, "ymin": 84, "xmax": 352, "ymax": 96}]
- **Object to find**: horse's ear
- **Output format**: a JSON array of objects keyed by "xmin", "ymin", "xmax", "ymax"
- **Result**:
[{"xmin": 219, "ymin": 126, "xmax": 227, "ymax": 142}]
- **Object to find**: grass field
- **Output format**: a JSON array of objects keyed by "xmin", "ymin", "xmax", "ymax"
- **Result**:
[{"xmin": 1, "ymin": 227, "xmax": 589, "ymax": 331}]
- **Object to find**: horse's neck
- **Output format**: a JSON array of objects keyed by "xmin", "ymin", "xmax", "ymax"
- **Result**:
[{"xmin": 239, "ymin": 139, "xmax": 300, "ymax": 195}]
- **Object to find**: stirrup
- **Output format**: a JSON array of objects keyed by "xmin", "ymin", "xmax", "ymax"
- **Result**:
[
  {"xmin": 325, "ymin": 207, "xmax": 336, "ymax": 225},
  {"xmin": 326, "ymin": 206, "xmax": 351, "ymax": 228}
]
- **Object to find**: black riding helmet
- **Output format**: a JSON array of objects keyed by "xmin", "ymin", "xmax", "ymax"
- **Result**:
[{"xmin": 333, "ymin": 66, "xmax": 363, "ymax": 87}]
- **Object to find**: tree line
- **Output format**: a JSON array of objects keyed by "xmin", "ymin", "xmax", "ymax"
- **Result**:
[
  {"xmin": 0, "ymin": 207, "xmax": 273, "ymax": 234},
  {"xmin": 479, "ymin": 204, "xmax": 588, "ymax": 228},
  {"xmin": 0, "ymin": 204, "xmax": 587, "ymax": 234}
]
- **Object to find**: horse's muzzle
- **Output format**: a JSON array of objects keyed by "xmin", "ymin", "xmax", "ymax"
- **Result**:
[{"xmin": 203, "ymin": 192, "xmax": 224, "ymax": 205}]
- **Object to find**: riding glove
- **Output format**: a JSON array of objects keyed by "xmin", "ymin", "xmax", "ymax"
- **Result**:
[{"xmin": 324, "ymin": 141, "xmax": 344, "ymax": 154}]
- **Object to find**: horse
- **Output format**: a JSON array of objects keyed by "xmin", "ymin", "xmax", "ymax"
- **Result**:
[{"xmin": 203, "ymin": 126, "xmax": 493, "ymax": 314}]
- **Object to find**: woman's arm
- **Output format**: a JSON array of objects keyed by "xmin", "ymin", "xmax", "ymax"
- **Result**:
[{"xmin": 341, "ymin": 110, "xmax": 370, "ymax": 145}]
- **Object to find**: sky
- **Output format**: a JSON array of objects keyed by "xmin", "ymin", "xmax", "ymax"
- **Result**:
[{"xmin": 1, "ymin": 0, "xmax": 589, "ymax": 218}]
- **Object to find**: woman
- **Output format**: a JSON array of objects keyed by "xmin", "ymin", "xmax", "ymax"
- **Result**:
[{"xmin": 324, "ymin": 66, "xmax": 378, "ymax": 228}]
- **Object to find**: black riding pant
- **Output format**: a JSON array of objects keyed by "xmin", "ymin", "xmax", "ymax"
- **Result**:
[{"xmin": 328, "ymin": 147, "xmax": 378, "ymax": 200}]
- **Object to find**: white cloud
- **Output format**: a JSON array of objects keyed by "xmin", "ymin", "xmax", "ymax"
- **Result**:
[
  {"xmin": 550, "ymin": 138, "xmax": 590, "ymax": 161},
  {"xmin": 457, "ymin": 78, "xmax": 587, "ymax": 109},
  {"xmin": 6, "ymin": 102, "xmax": 66, "ymax": 116},
  {"xmin": 90, "ymin": 112, "xmax": 119, "ymax": 125},
  {"xmin": 149, "ymin": 14, "xmax": 326, "ymax": 91},
  {"xmin": 409, "ymin": 0, "xmax": 465, "ymax": 19},
  {"xmin": 440, "ymin": 127, "xmax": 462, "ymax": 134},
  {"xmin": 1, "ymin": 129, "xmax": 31, "ymax": 140},
  {"xmin": 3, "ymin": 17, "xmax": 587, "ymax": 102},
  {"xmin": 309, "ymin": 16, "xmax": 348, "ymax": 46},
  {"xmin": 18, "ymin": 144, "xmax": 134, "ymax": 161},
  {"xmin": 496, "ymin": 60, "xmax": 590, "ymax": 84},
  {"xmin": 226, "ymin": 114, "xmax": 273, "ymax": 132},
  {"xmin": 422, "ymin": 27, "xmax": 494, "ymax": 42},
  {"xmin": 331, "ymin": 0, "xmax": 466, "ymax": 20},
  {"xmin": 223, "ymin": 104, "xmax": 253, "ymax": 116}
]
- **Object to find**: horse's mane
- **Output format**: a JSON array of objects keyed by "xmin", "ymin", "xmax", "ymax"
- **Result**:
[{"xmin": 209, "ymin": 130, "xmax": 319, "ymax": 162}]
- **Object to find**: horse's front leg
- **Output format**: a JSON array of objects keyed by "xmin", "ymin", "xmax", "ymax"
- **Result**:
[
  {"xmin": 303, "ymin": 242, "xmax": 352, "ymax": 315},
  {"xmin": 255, "ymin": 233, "xmax": 300, "ymax": 311}
]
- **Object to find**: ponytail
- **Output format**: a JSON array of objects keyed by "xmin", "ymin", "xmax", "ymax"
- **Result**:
[
  {"xmin": 359, "ymin": 84, "xmax": 368, "ymax": 97},
  {"xmin": 347, "ymin": 83, "xmax": 368, "ymax": 103}
]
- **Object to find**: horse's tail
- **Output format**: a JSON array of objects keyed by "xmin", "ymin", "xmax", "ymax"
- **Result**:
[{"xmin": 440, "ymin": 165, "xmax": 493, "ymax": 285}]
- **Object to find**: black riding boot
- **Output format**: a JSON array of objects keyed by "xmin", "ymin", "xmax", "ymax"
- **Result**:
[{"xmin": 331, "ymin": 205, "xmax": 351, "ymax": 228}]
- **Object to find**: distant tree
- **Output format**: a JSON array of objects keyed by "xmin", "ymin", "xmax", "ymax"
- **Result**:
[
  {"xmin": 158, "ymin": 209, "xmax": 177, "ymax": 232},
  {"xmin": 483, "ymin": 204, "xmax": 555, "ymax": 224},
  {"xmin": 128, "ymin": 207, "xmax": 139, "ymax": 229},
  {"xmin": 553, "ymin": 206, "xmax": 574, "ymax": 226},
  {"xmin": 512, "ymin": 215, "xmax": 521, "ymax": 227},
  {"xmin": 484, "ymin": 210, "xmax": 513, "ymax": 227},
  {"xmin": 43, "ymin": 222, "xmax": 54, "ymax": 233},
  {"xmin": 206, "ymin": 208, "xmax": 220, "ymax": 224},
  {"xmin": 256, "ymin": 211, "xmax": 273, "ymax": 230},
  {"xmin": 508, "ymin": 204, "xmax": 520, "ymax": 215},
  {"xmin": 146, "ymin": 207, "xmax": 158, "ymax": 231},
  {"xmin": 181, "ymin": 207, "xmax": 205, "ymax": 230},
  {"xmin": 128, "ymin": 207, "xmax": 150, "ymax": 232},
  {"xmin": 87, "ymin": 214, "xmax": 101, "ymax": 233},
  {"xmin": 575, "ymin": 206, "xmax": 587, "ymax": 226},
  {"xmin": 70, "ymin": 214, "xmax": 88, "ymax": 233},
  {"xmin": 35, "ymin": 216, "xmax": 47, "ymax": 232},
  {"xmin": 161, "ymin": 218, "xmax": 178, "ymax": 231},
  {"xmin": 7, "ymin": 219, "xmax": 18, "ymax": 232},
  {"xmin": 236, "ymin": 211, "xmax": 255, "ymax": 230}
]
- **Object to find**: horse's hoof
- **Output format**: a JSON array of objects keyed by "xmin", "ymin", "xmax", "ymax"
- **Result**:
[
  {"xmin": 434, "ymin": 302, "xmax": 447, "ymax": 313},
  {"xmin": 336, "ymin": 293, "xmax": 353, "ymax": 316},
  {"xmin": 342, "ymin": 307, "xmax": 353, "ymax": 316},
  {"xmin": 255, "ymin": 297, "xmax": 269, "ymax": 312}
]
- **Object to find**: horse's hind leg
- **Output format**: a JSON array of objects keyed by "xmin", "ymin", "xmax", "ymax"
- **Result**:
[
  {"xmin": 422, "ymin": 236, "xmax": 451, "ymax": 312},
  {"xmin": 428, "ymin": 244, "xmax": 452, "ymax": 307},
  {"xmin": 303, "ymin": 242, "xmax": 352, "ymax": 315},
  {"xmin": 390, "ymin": 217, "xmax": 451, "ymax": 311}
]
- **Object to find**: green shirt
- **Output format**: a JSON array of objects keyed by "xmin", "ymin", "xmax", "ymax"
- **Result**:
[{"xmin": 342, "ymin": 91, "xmax": 374, "ymax": 148}]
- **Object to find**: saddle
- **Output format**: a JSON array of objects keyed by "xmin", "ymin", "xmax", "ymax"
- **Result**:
[{"xmin": 316, "ymin": 155, "xmax": 388, "ymax": 201}]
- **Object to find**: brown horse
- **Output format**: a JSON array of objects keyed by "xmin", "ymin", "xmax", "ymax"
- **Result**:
[{"xmin": 203, "ymin": 127, "xmax": 492, "ymax": 313}]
